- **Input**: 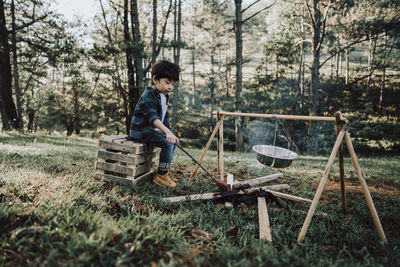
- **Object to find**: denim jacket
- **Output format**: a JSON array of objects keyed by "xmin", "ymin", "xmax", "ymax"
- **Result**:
[{"xmin": 129, "ymin": 87, "xmax": 170, "ymax": 140}]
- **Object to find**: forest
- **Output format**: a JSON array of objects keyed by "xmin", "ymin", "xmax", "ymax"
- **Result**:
[{"xmin": 0, "ymin": 0, "xmax": 399, "ymax": 155}]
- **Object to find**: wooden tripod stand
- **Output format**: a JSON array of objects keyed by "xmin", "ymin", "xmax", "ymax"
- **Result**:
[{"xmin": 189, "ymin": 111, "xmax": 387, "ymax": 243}]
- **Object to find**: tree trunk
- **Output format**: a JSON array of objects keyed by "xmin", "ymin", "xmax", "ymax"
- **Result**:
[
  {"xmin": 124, "ymin": 0, "xmax": 135, "ymax": 134},
  {"xmin": 297, "ymin": 13, "xmax": 305, "ymax": 109},
  {"xmin": 210, "ymin": 51, "xmax": 216, "ymax": 130},
  {"xmin": 379, "ymin": 33, "xmax": 388, "ymax": 110},
  {"xmin": 172, "ymin": 0, "xmax": 181, "ymax": 132},
  {"xmin": 345, "ymin": 47, "xmax": 349, "ymax": 84},
  {"xmin": 367, "ymin": 34, "xmax": 377, "ymax": 94},
  {"xmin": 11, "ymin": 0, "xmax": 23, "ymax": 129},
  {"xmin": 131, "ymin": 0, "xmax": 143, "ymax": 116},
  {"xmin": 73, "ymin": 85, "xmax": 80, "ymax": 135},
  {"xmin": 234, "ymin": 0, "xmax": 244, "ymax": 152},
  {"xmin": 151, "ymin": 0, "xmax": 157, "ymax": 65},
  {"xmin": 308, "ymin": 0, "xmax": 322, "ymax": 156},
  {"xmin": 191, "ymin": 45, "xmax": 196, "ymax": 106},
  {"xmin": 0, "ymin": 0, "xmax": 17, "ymax": 129}
]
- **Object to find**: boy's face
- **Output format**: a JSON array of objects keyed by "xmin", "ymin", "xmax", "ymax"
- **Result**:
[{"xmin": 153, "ymin": 77, "xmax": 175, "ymax": 95}]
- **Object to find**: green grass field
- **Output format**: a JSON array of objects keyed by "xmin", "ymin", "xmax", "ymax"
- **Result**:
[{"xmin": 0, "ymin": 132, "xmax": 399, "ymax": 266}]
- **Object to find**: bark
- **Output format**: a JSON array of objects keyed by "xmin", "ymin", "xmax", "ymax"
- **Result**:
[
  {"xmin": 234, "ymin": 0, "xmax": 244, "ymax": 152},
  {"xmin": 0, "ymin": 0, "xmax": 17, "ymax": 129},
  {"xmin": 11, "ymin": 0, "xmax": 23, "ymax": 129}
]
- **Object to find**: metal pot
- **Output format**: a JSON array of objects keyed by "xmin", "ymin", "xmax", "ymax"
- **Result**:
[{"xmin": 252, "ymin": 145, "xmax": 298, "ymax": 168}]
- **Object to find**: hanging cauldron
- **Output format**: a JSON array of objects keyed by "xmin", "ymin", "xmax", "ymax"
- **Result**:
[{"xmin": 252, "ymin": 145, "xmax": 298, "ymax": 168}]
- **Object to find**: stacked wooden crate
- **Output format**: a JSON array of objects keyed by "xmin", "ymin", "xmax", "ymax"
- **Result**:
[{"xmin": 95, "ymin": 135, "xmax": 156, "ymax": 184}]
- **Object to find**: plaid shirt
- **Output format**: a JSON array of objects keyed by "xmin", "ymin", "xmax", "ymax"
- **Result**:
[{"xmin": 129, "ymin": 87, "xmax": 170, "ymax": 140}]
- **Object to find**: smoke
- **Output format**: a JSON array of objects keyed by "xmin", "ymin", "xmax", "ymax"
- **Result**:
[{"xmin": 246, "ymin": 120, "xmax": 276, "ymax": 150}]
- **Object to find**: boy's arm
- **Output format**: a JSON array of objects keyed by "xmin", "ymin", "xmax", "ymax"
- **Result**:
[{"xmin": 153, "ymin": 119, "xmax": 179, "ymax": 144}]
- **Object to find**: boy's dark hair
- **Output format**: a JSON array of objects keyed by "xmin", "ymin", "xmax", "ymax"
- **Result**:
[{"xmin": 151, "ymin": 60, "xmax": 180, "ymax": 83}]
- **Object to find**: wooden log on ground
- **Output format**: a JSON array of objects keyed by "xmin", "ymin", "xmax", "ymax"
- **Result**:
[
  {"xmin": 261, "ymin": 190, "xmax": 312, "ymax": 204},
  {"xmin": 234, "ymin": 173, "xmax": 282, "ymax": 187},
  {"xmin": 258, "ymin": 197, "xmax": 272, "ymax": 242},
  {"xmin": 162, "ymin": 184, "xmax": 290, "ymax": 203}
]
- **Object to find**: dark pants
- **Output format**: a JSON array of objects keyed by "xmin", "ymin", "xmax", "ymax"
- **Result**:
[{"xmin": 135, "ymin": 132, "xmax": 176, "ymax": 169}]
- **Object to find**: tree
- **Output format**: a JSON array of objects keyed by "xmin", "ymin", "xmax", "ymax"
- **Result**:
[
  {"xmin": 233, "ymin": 0, "xmax": 272, "ymax": 151},
  {"xmin": 0, "ymin": 0, "xmax": 17, "ymax": 129}
]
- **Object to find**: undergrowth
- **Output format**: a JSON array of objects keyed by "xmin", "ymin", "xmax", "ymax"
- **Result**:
[{"xmin": 0, "ymin": 131, "xmax": 399, "ymax": 266}]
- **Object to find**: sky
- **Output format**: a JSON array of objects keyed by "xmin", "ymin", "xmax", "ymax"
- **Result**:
[{"xmin": 53, "ymin": 0, "xmax": 98, "ymax": 22}]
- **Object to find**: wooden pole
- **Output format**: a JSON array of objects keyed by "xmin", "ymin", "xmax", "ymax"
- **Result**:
[
  {"xmin": 189, "ymin": 117, "xmax": 223, "ymax": 183},
  {"xmin": 217, "ymin": 112, "xmax": 224, "ymax": 181},
  {"xmin": 344, "ymin": 131, "xmax": 387, "ymax": 243},
  {"xmin": 335, "ymin": 112, "xmax": 346, "ymax": 213},
  {"xmin": 212, "ymin": 111, "xmax": 347, "ymax": 123},
  {"xmin": 297, "ymin": 128, "xmax": 346, "ymax": 243},
  {"xmin": 258, "ymin": 197, "xmax": 272, "ymax": 242}
]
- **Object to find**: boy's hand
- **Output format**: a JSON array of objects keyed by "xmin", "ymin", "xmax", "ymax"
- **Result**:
[{"xmin": 166, "ymin": 132, "xmax": 179, "ymax": 144}]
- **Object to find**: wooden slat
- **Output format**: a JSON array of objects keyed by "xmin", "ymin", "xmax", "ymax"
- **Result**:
[
  {"xmin": 96, "ymin": 161, "xmax": 135, "ymax": 176},
  {"xmin": 97, "ymin": 150, "xmax": 155, "ymax": 165},
  {"xmin": 258, "ymin": 197, "xmax": 272, "ymax": 242},
  {"xmin": 99, "ymin": 140, "xmax": 145, "ymax": 154},
  {"xmin": 99, "ymin": 135, "xmax": 127, "ymax": 142},
  {"xmin": 96, "ymin": 169, "xmax": 155, "ymax": 185},
  {"xmin": 135, "ymin": 162, "xmax": 154, "ymax": 177},
  {"xmin": 95, "ymin": 161, "xmax": 153, "ymax": 177}
]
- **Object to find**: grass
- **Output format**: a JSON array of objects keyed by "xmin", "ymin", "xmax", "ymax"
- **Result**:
[{"xmin": 0, "ymin": 131, "xmax": 399, "ymax": 266}]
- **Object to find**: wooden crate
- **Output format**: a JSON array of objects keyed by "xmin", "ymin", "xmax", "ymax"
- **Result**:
[{"xmin": 95, "ymin": 135, "xmax": 156, "ymax": 184}]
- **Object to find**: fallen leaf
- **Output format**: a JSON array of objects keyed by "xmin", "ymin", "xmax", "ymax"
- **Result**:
[
  {"xmin": 226, "ymin": 226, "xmax": 239, "ymax": 238},
  {"xmin": 191, "ymin": 230, "xmax": 212, "ymax": 242}
]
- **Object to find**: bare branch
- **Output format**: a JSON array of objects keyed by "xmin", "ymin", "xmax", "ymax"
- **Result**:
[
  {"xmin": 320, "ymin": 36, "xmax": 369, "ymax": 68},
  {"xmin": 304, "ymin": 0, "xmax": 315, "ymax": 28},
  {"xmin": 316, "ymin": 0, "xmax": 331, "ymax": 52},
  {"xmin": 12, "ymin": 14, "xmax": 47, "ymax": 32},
  {"xmin": 243, "ymin": 4, "xmax": 273, "ymax": 24},
  {"xmin": 241, "ymin": 0, "xmax": 262, "ymax": 14}
]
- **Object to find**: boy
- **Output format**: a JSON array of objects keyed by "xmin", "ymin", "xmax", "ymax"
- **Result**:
[{"xmin": 129, "ymin": 60, "xmax": 180, "ymax": 188}]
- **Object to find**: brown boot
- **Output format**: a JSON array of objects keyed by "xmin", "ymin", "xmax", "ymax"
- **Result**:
[{"xmin": 153, "ymin": 172, "xmax": 177, "ymax": 188}]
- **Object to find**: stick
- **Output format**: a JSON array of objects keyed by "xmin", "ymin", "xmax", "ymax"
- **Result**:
[
  {"xmin": 162, "ymin": 184, "xmax": 290, "ymax": 203},
  {"xmin": 344, "ymin": 131, "xmax": 387, "ymax": 243},
  {"xmin": 258, "ymin": 197, "xmax": 272, "ymax": 242},
  {"xmin": 297, "ymin": 128, "xmax": 346, "ymax": 243},
  {"xmin": 262, "ymin": 190, "xmax": 312, "ymax": 204},
  {"xmin": 211, "ymin": 111, "xmax": 347, "ymax": 123},
  {"xmin": 189, "ymin": 118, "xmax": 224, "ymax": 182},
  {"xmin": 234, "ymin": 173, "xmax": 282, "ymax": 187}
]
